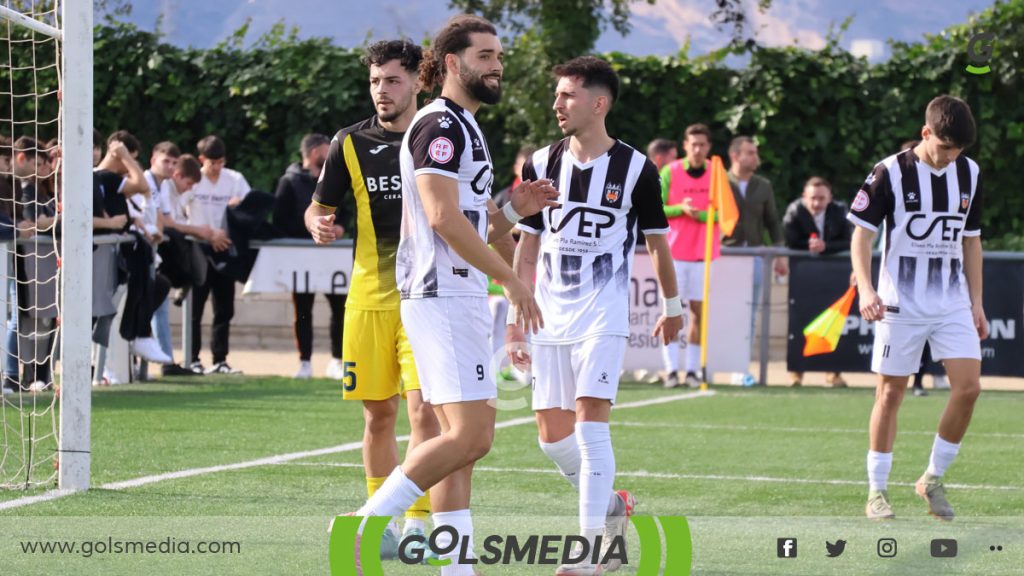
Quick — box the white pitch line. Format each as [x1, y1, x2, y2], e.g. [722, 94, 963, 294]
[610, 421, 1024, 440]
[280, 461, 1023, 492]
[0, 390, 714, 510]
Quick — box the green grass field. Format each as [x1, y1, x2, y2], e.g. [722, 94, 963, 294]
[1, 375, 1022, 575]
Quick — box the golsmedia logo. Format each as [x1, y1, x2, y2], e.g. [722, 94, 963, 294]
[329, 515, 692, 575]
[966, 32, 996, 75]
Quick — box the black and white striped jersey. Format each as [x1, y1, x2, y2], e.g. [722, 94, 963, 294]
[397, 97, 493, 299]
[847, 149, 983, 322]
[517, 139, 669, 344]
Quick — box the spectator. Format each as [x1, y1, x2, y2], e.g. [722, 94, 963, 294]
[157, 153, 217, 336]
[726, 135, 787, 385]
[96, 131, 172, 366]
[93, 129, 103, 167]
[646, 138, 678, 172]
[783, 176, 852, 388]
[272, 133, 347, 379]
[659, 123, 718, 389]
[188, 135, 250, 375]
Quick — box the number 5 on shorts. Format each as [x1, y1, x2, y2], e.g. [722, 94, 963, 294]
[343, 361, 357, 391]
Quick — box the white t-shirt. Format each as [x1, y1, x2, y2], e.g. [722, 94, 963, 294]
[396, 97, 493, 299]
[188, 167, 250, 230]
[847, 149, 982, 323]
[737, 179, 749, 199]
[812, 211, 826, 237]
[164, 179, 195, 225]
[516, 139, 669, 344]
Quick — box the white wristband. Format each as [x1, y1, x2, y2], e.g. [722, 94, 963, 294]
[506, 304, 518, 326]
[501, 201, 523, 225]
[663, 295, 684, 317]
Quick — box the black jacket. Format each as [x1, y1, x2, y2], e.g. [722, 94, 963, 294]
[273, 162, 316, 239]
[782, 199, 852, 254]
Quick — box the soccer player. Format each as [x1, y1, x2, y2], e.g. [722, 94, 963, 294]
[306, 40, 441, 557]
[659, 124, 718, 389]
[849, 95, 986, 521]
[507, 56, 683, 575]
[347, 16, 557, 575]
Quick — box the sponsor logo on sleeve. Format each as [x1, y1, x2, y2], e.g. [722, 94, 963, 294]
[852, 190, 870, 211]
[428, 137, 455, 164]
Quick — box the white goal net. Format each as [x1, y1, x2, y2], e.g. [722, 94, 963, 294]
[0, 0, 91, 493]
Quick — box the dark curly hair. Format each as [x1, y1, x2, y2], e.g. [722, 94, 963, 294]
[419, 15, 497, 93]
[361, 39, 422, 74]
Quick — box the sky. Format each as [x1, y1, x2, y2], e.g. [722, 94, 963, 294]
[115, 0, 995, 61]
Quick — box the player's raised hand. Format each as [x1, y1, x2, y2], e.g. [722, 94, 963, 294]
[505, 324, 531, 371]
[505, 277, 544, 334]
[652, 313, 683, 345]
[859, 287, 885, 322]
[311, 213, 338, 244]
[509, 178, 558, 218]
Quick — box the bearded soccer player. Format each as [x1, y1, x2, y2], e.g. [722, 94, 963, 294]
[849, 95, 987, 521]
[348, 16, 557, 576]
[306, 40, 441, 559]
[507, 56, 683, 575]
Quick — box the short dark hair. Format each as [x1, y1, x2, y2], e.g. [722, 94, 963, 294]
[176, 154, 202, 183]
[925, 95, 976, 149]
[647, 138, 676, 158]
[683, 124, 711, 142]
[900, 139, 920, 151]
[197, 135, 226, 160]
[362, 39, 423, 74]
[552, 56, 620, 104]
[152, 141, 181, 158]
[420, 15, 498, 92]
[93, 129, 102, 149]
[14, 135, 39, 158]
[0, 135, 12, 160]
[728, 135, 755, 156]
[106, 130, 141, 155]
[804, 176, 832, 191]
[300, 133, 330, 157]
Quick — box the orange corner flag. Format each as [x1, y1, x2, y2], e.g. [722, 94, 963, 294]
[709, 155, 739, 237]
[802, 286, 857, 356]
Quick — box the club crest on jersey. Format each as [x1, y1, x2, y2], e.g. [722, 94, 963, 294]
[437, 116, 452, 129]
[604, 182, 622, 203]
[852, 190, 870, 211]
[428, 137, 455, 164]
[960, 191, 970, 210]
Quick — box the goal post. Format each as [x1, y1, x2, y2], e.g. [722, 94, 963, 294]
[58, 0, 93, 491]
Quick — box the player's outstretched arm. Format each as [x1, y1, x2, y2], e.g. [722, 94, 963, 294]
[486, 199, 516, 265]
[419, 173, 544, 333]
[505, 230, 540, 368]
[963, 235, 988, 339]
[646, 233, 684, 344]
[487, 178, 558, 243]
[851, 225, 884, 321]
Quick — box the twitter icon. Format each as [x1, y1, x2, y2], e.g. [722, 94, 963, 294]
[826, 540, 847, 557]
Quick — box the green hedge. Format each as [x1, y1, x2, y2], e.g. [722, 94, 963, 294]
[88, 1, 1023, 244]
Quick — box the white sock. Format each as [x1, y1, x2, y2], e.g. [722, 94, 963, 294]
[867, 450, 893, 491]
[661, 341, 680, 373]
[926, 435, 960, 478]
[539, 434, 581, 489]
[685, 344, 701, 374]
[403, 517, 426, 534]
[356, 466, 425, 518]
[433, 509, 475, 575]
[539, 434, 626, 516]
[576, 422, 615, 539]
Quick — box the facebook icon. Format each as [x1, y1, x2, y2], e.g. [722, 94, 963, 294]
[777, 538, 798, 558]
